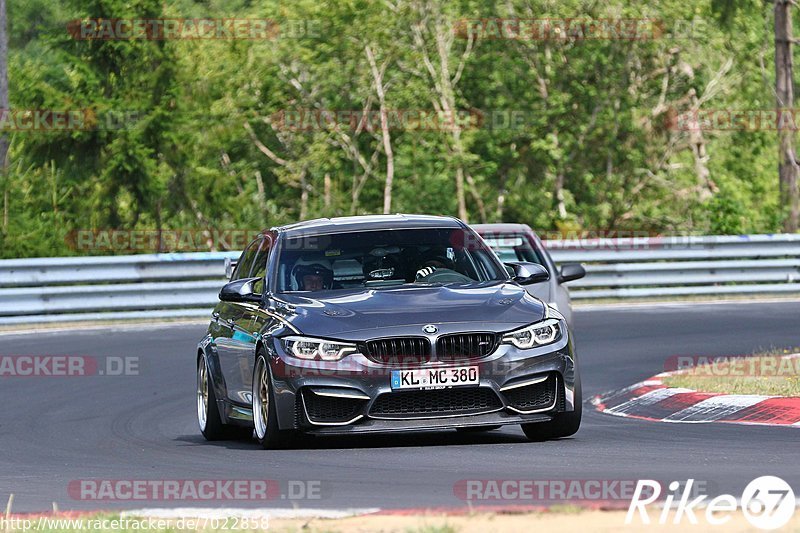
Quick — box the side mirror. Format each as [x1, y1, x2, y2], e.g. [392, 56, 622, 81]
[558, 263, 586, 283]
[219, 277, 261, 303]
[505, 262, 550, 285]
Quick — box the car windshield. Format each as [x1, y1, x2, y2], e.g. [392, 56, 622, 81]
[276, 228, 507, 293]
[480, 233, 546, 267]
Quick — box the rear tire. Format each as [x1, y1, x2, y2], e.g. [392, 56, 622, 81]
[252, 351, 297, 449]
[197, 353, 251, 441]
[521, 374, 582, 441]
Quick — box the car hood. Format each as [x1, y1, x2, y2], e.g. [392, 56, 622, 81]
[273, 282, 546, 340]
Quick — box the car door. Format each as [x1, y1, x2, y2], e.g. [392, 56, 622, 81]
[229, 235, 275, 405]
[214, 237, 262, 406]
[239, 232, 283, 397]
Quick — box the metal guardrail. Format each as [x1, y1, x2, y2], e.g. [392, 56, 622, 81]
[548, 234, 800, 299]
[0, 235, 798, 324]
[0, 253, 237, 325]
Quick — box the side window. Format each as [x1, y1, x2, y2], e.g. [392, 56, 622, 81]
[232, 238, 261, 280]
[250, 235, 273, 294]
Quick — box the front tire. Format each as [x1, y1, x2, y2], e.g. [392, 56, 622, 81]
[252, 352, 296, 449]
[521, 374, 582, 441]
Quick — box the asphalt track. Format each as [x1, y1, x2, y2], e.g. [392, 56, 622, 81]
[1, 301, 799, 513]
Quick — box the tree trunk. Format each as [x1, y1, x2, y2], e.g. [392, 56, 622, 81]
[409, 2, 473, 221]
[686, 88, 714, 199]
[438, 64, 468, 221]
[0, 0, 9, 233]
[555, 172, 567, 219]
[254, 170, 266, 214]
[465, 173, 487, 222]
[454, 158, 467, 221]
[551, 131, 568, 219]
[324, 172, 331, 209]
[380, 116, 394, 216]
[775, 0, 799, 231]
[365, 45, 395, 215]
[299, 170, 308, 220]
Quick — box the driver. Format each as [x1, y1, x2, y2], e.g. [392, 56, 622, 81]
[292, 263, 333, 291]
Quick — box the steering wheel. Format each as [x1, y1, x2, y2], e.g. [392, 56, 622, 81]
[419, 268, 473, 283]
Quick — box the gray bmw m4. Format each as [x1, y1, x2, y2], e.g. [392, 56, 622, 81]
[196, 214, 581, 448]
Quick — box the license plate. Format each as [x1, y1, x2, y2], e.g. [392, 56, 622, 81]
[391, 366, 479, 390]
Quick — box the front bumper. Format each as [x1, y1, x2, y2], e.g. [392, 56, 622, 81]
[266, 332, 577, 434]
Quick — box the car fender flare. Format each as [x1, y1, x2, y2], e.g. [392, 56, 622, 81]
[197, 338, 229, 424]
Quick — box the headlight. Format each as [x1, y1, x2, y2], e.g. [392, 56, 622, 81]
[501, 318, 562, 349]
[281, 336, 359, 361]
